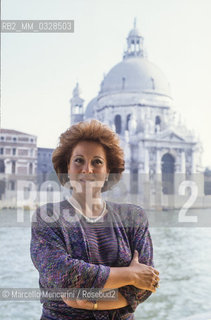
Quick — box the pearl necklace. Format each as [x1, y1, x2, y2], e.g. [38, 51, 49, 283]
[68, 197, 107, 223]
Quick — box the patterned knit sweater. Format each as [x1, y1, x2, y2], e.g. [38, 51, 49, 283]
[30, 200, 154, 320]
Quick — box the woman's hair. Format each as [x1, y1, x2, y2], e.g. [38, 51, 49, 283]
[52, 119, 125, 192]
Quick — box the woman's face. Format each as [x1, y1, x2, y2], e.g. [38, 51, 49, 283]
[67, 140, 110, 193]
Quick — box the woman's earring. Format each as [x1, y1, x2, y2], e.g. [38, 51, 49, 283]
[105, 175, 109, 181]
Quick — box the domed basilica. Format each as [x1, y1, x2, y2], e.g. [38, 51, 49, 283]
[69, 21, 203, 198]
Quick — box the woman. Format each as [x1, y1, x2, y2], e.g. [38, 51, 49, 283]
[30, 120, 160, 320]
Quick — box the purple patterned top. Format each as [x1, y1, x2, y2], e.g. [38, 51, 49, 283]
[78, 208, 119, 266]
[30, 200, 154, 320]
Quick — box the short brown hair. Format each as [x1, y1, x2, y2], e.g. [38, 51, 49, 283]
[52, 120, 125, 192]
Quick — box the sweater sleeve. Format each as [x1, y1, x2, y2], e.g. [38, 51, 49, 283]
[30, 206, 110, 290]
[118, 206, 154, 313]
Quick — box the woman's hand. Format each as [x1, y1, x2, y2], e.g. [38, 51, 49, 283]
[129, 250, 160, 293]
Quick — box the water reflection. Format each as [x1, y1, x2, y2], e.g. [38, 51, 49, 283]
[137, 227, 211, 320]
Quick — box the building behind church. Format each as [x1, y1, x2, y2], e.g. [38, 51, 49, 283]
[0, 129, 37, 202]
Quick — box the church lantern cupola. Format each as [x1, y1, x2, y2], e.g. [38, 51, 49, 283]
[70, 82, 84, 125]
[123, 18, 145, 59]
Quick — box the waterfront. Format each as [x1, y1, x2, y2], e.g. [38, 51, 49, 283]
[0, 209, 211, 320]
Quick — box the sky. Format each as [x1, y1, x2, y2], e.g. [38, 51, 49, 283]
[1, 0, 211, 167]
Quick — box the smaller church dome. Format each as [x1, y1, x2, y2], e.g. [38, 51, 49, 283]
[128, 27, 142, 38]
[85, 97, 97, 119]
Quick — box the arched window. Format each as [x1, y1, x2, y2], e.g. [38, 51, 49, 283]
[12, 161, 16, 174]
[29, 163, 33, 175]
[114, 115, 122, 134]
[41, 163, 47, 182]
[47, 184, 54, 192]
[122, 77, 126, 90]
[161, 153, 175, 194]
[151, 78, 155, 90]
[126, 114, 131, 130]
[155, 116, 161, 133]
[0, 180, 6, 199]
[130, 167, 138, 194]
[0, 160, 5, 173]
[10, 181, 15, 190]
[155, 116, 161, 125]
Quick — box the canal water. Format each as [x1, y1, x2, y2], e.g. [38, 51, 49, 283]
[0, 208, 211, 320]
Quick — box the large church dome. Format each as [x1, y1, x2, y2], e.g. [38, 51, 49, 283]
[99, 57, 171, 97]
[85, 20, 172, 116]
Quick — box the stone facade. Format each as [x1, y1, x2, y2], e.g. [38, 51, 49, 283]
[0, 129, 37, 200]
[70, 21, 203, 197]
[37, 147, 55, 186]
